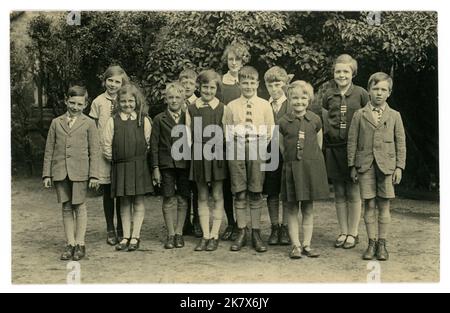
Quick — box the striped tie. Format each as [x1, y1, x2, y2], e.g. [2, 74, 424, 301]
[339, 95, 347, 140]
[245, 100, 253, 135]
[373, 107, 382, 125]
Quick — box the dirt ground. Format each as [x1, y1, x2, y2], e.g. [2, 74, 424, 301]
[11, 177, 440, 284]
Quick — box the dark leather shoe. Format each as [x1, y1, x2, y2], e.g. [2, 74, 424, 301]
[289, 245, 302, 259]
[343, 234, 358, 249]
[206, 238, 219, 251]
[301, 246, 320, 258]
[72, 245, 86, 261]
[376, 239, 389, 261]
[230, 225, 239, 241]
[278, 225, 291, 245]
[221, 225, 234, 241]
[252, 229, 267, 253]
[60, 245, 75, 261]
[128, 238, 140, 252]
[193, 221, 203, 238]
[194, 238, 209, 251]
[174, 234, 185, 248]
[268, 224, 279, 245]
[107, 231, 118, 246]
[164, 235, 175, 249]
[116, 238, 130, 251]
[230, 228, 247, 251]
[116, 229, 124, 242]
[363, 239, 378, 260]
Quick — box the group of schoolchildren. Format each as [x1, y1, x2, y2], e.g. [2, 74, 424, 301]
[43, 42, 406, 263]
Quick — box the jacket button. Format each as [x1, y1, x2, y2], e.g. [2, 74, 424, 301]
[67, 145, 71, 148]
[67, 155, 71, 158]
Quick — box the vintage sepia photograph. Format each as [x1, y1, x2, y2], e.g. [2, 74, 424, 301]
[9, 10, 439, 285]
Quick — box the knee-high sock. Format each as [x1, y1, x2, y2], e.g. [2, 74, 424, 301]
[210, 197, 224, 239]
[286, 202, 300, 246]
[162, 197, 176, 236]
[74, 203, 87, 245]
[301, 201, 314, 247]
[131, 197, 145, 239]
[102, 184, 115, 232]
[364, 199, 377, 240]
[281, 200, 289, 226]
[334, 181, 348, 235]
[347, 182, 362, 237]
[120, 197, 132, 239]
[175, 195, 188, 235]
[267, 195, 280, 225]
[223, 179, 235, 226]
[198, 199, 210, 239]
[378, 199, 391, 239]
[249, 193, 262, 229]
[62, 202, 76, 246]
[192, 184, 199, 223]
[115, 197, 123, 234]
[234, 193, 247, 229]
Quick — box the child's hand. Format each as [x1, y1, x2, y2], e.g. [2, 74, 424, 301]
[393, 168, 403, 185]
[89, 178, 100, 190]
[350, 167, 358, 183]
[153, 168, 161, 187]
[43, 177, 52, 188]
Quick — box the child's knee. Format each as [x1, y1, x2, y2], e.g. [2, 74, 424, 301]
[235, 191, 246, 201]
[248, 192, 261, 201]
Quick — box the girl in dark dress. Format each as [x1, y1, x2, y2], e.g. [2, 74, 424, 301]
[187, 70, 228, 252]
[279, 81, 329, 259]
[103, 83, 153, 252]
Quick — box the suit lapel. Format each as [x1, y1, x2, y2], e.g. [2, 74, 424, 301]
[163, 110, 176, 128]
[362, 105, 378, 128]
[277, 100, 288, 120]
[377, 104, 392, 128]
[69, 115, 86, 133]
[59, 116, 70, 134]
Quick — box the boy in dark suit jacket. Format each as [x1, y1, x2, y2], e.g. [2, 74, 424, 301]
[151, 82, 191, 249]
[348, 72, 406, 262]
[42, 86, 100, 261]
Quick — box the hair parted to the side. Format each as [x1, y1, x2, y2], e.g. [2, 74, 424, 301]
[264, 66, 291, 84]
[178, 68, 198, 81]
[67, 85, 88, 100]
[287, 80, 315, 104]
[165, 81, 186, 96]
[238, 66, 259, 82]
[197, 69, 222, 89]
[222, 42, 251, 65]
[367, 72, 393, 91]
[102, 65, 129, 86]
[116, 83, 146, 127]
[333, 54, 358, 77]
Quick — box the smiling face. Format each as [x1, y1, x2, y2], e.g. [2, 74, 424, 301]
[119, 92, 136, 114]
[265, 81, 286, 101]
[66, 96, 87, 117]
[200, 81, 218, 102]
[180, 77, 196, 98]
[369, 80, 391, 107]
[105, 75, 124, 97]
[334, 63, 353, 90]
[166, 88, 184, 112]
[239, 78, 259, 99]
[227, 51, 243, 75]
[289, 89, 310, 116]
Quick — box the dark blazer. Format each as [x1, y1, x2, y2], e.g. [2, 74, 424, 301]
[150, 109, 189, 170]
[347, 104, 406, 175]
[42, 113, 100, 181]
[273, 99, 292, 124]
